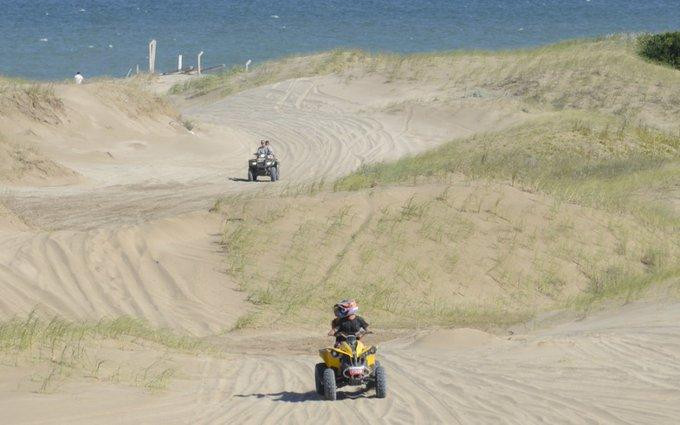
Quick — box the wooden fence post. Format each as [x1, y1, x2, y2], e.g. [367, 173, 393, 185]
[149, 39, 157, 74]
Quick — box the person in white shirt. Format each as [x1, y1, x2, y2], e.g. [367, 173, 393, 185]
[256, 140, 268, 156]
[74, 72, 84, 84]
[264, 140, 274, 156]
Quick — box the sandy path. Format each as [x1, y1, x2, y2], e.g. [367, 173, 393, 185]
[4, 301, 679, 424]
[184, 76, 525, 184]
[190, 302, 680, 424]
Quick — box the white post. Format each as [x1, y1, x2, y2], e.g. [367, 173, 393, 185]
[197, 51, 204, 75]
[136, 64, 139, 75]
[177, 54, 183, 71]
[245, 59, 252, 72]
[148, 39, 157, 74]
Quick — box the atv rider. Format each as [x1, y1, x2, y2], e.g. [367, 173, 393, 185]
[328, 299, 369, 346]
[256, 140, 274, 156]
[256, 140, 268, 156]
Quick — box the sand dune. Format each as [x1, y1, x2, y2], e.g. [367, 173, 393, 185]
[0, 212, 244, 335]
[2, 73, 532, 334]
[1, 53, 678, 424]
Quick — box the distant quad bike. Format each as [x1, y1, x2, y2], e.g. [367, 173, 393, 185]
[315, 330, 386, 400]
[248, 152, 279, 182]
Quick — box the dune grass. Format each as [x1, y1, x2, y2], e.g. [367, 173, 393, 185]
[1, 74, 175, 122]
[0, 77, 63, 123]
[0, 313, 209, 392]
[171, 36, 680, 131]
[214, 111, 679, 329]
[0, 131, 75, 184]
[169, 49, 366, 96]
[335, 113, 680, 229]
[91, 76, 177, 118]
[333, 114, 680, 312]
[215, 183, 677, 330]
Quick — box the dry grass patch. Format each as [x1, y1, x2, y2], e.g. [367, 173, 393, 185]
[0, 131, 78, 184]
[170, 50, 366, 96]
[0, 314, 210, 393]
[0, 77, 63, 124]
[336, 112, 680, 229]
[215, 179, 675, 329]
[91, 76, 176, 119]
[174, 36, 680, 131]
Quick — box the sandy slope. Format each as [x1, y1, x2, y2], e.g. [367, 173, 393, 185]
[0, 212, 243, 335]
[3, 301, 679, 424]
[1, 73, 677, 424]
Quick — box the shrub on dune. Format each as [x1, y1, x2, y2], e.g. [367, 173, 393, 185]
[638, 31, 680, 69]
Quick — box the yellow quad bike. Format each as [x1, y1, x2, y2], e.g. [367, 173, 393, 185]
[316, 330, 387, 400]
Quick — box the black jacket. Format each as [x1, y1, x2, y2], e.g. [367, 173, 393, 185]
[332, 316, 369, 335]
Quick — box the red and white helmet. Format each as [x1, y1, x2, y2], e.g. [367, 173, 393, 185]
[334, 299, 358, 318]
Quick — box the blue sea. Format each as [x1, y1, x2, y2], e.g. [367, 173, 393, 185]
[1, 0, 679, 80]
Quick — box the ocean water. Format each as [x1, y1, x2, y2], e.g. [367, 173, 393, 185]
[1, 0, 679, 80]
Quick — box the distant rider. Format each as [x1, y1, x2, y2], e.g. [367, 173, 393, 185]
[264, 140, 274, 156]
[328, 299, 369, 346]
[256, 140, 274, 156]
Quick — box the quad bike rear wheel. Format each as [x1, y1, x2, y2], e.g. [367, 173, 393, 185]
[322, 368, 337, 400]
[314, 363, 325, 395]
[374, 364, 387, 398]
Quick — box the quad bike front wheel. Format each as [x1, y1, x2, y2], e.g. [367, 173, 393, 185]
[374, 364, 387, 398]
[248, 169, 255, 182]
[322, 368, 337, 400]
[270, 166, 278, 182]
[314, 363, 325, 395]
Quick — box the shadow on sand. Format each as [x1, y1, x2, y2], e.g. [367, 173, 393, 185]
[234, 389, 373, 403]
[229, 177, 276, 183]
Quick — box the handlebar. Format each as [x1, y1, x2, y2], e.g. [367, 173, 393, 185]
[333, 329, 372, 338]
